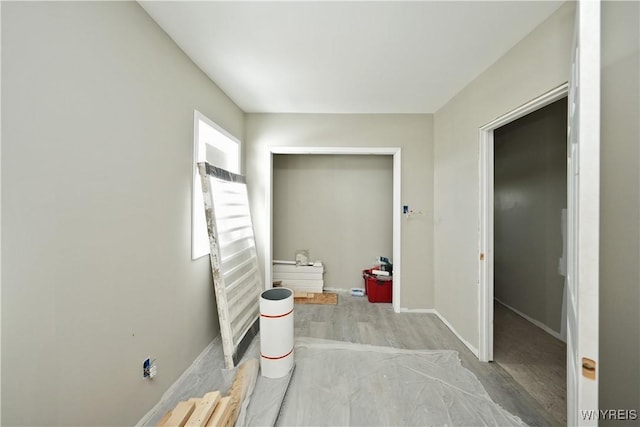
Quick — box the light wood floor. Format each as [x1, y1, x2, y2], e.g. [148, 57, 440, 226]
[294, 294, 558, 426]
[145, 294, 562, 426]
[494, 301, 567, 426]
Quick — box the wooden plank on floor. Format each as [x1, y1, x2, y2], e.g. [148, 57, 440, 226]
[156, 410, 172, 427]
[225, 359, 258, 427]
[205, 396, 232, 427]
[163, 401, 196, 427]
[294, 292, 337, 305]
[186, 391, 222, 427]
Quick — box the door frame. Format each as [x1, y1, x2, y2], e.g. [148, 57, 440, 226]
[478, 83, 569, 362]
[566, 1, 601, 422]
[265, 146, 402, 313]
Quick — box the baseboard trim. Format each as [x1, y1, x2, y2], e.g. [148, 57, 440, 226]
[400, 308, 479, 357]
[322, 287, 349, 293]
[433, 310, 479, 357]
[495, 298, 566, 343]
[399, 308, 436, 314]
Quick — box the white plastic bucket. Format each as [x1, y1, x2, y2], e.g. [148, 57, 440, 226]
[259, 287, 294, 378]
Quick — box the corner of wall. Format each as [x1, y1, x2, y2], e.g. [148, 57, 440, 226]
[432, 2, 574, 352]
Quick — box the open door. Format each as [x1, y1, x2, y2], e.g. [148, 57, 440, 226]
[566, 1, 600, 424]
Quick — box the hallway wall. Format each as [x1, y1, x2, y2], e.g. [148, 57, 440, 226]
[433, 2, 575, 349]
[599, 1, 640, 423]
[494, 98, 568, 335]
[245, 114, 434, 309]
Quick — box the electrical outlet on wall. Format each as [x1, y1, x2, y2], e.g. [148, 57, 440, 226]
[143, 357, 156, 379]
[143, 358, 150, 378]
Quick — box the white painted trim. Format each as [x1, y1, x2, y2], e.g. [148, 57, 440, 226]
[191, 110, 242, 260]
[392, 150, 402, 313]
[193, 111, 242, 170]
[192, 111, 209, 260]
[495, 299, 566, 343]
[322, 287, 350, 293]
[481, 85, 570, 131]
[434, 310, 479, 357]
[400, 308, 436, 314]
[265, 150, 273, 291]
[266, 146, 402, 313]
[270, 146, 397, 156]
[435, 310, 479, 357]
[478, 126, 495, 362]
[478, 83, 569, 362]
[567, 2, 601, 422]
[0, 2, 3, 422]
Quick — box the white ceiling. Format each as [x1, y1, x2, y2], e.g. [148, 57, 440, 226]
[140, 1, 564, 114]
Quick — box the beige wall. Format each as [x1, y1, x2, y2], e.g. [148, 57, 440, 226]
[245, 114, 433, 309]
[1, 2, 243, 425]
[600, 1, 640, 422]
[435, 0, 640, 414]
[494, 98, 567, 334]
[3, 1, 637, 424]
[433, 2, 575, 348]
[273, 154, 393, 289]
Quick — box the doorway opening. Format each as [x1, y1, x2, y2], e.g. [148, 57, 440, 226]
[265, 147, 402, 313]
[478, 84, 569, 424]
[492, 96, 568, 425]
[272, 154, 393, 297]
[478, 83, 569, 361]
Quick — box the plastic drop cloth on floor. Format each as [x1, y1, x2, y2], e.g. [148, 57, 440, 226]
[243, 337, 527, 427]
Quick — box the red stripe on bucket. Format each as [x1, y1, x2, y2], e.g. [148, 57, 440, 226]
[261, 348, 294, 360]
[260, 308, 294, 319]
